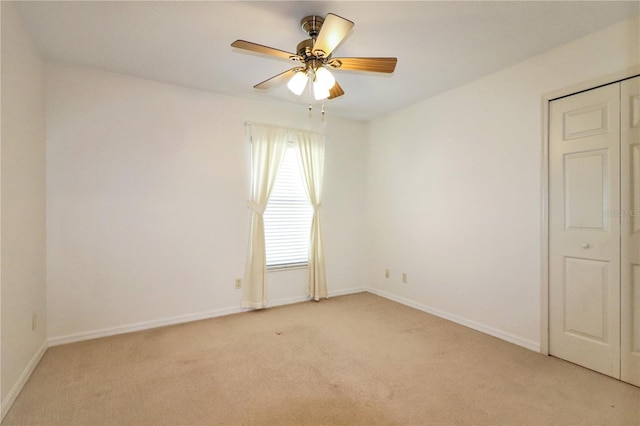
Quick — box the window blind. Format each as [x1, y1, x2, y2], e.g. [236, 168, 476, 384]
[264, 145, 313, 269]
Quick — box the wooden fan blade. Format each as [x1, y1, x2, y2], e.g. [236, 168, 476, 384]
[231, 40, 301, 62]
[312, 13, 354, 58]
[328, 81, 345, 100]
[254, 68, 301, 90]
[328, 57, 397, 73]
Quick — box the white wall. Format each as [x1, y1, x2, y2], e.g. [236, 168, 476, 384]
[366, 14, 640, 350]
[45, 64, 368, 341]
[0, 0, 47, 415]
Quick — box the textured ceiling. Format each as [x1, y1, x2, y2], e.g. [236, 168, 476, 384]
[14, 1, 640, 121]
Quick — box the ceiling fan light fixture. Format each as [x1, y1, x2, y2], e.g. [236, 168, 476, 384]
[313, 80, 330, 100]
[314, 66, 336, 92]
[287, 70, 309, 95]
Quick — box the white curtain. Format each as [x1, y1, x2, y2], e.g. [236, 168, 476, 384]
[242, 124, 289, 309]
[293, 131, 327, 301]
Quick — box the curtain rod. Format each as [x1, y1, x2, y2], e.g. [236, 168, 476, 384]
[244, 121, 326, 138]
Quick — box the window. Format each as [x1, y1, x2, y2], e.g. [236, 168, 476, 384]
[263, 144, 313, 269]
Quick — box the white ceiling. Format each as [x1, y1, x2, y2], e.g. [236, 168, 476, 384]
[14, 1, 640, 121]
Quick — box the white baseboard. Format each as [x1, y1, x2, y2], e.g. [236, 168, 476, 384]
[267, 286, 366, 308]
[48, 286, 367, 347]
[366, 288, 540, 352]
[328, 286, 367, 297]
[1, 340, 48, 422]
[46, 285, 536, 353]
[267, 295, 310, 308]
[48, 305, 244, 346]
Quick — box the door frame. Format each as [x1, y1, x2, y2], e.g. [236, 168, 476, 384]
[540, 65, 640, 355]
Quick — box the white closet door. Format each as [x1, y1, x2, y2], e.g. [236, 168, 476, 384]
[549, 83, 621, 378]
[621, 75, 640, 386]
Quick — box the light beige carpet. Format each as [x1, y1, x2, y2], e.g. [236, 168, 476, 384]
[3, 292, 639, 425]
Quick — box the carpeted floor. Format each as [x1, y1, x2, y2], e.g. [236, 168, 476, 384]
[3, 292, 639, 425]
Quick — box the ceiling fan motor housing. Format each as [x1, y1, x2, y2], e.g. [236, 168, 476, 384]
[296, 39, 316, 59]
[297, 15, 332, 72]
[300, 15, 324, 38]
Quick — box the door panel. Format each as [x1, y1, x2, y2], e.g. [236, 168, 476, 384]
[549, 83, 621, 378]
[564, 150, 608, 230]
[563, 103, 610, 140]
[633, 145, 640, 234]
[621, 76, 640, 386]
[563, 257, 609, 342]
[633, 266, 640, 352]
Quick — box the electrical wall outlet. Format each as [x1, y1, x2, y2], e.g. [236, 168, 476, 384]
[402, 273, 408, 283]
[235, 278, 242, 289]
[385, 269, 390, 279]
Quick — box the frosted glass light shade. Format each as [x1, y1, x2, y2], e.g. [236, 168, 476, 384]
[313, 80, 330, 100]
[287, 71, 308, 96]
[314, 66, 335, 92]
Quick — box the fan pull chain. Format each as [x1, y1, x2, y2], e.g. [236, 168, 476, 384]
[306, 99, 327, 122]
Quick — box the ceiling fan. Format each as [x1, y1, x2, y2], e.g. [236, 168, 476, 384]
[231, 13, 397, 101]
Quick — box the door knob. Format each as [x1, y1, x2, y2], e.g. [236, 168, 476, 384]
[581, 243, 590, 249]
